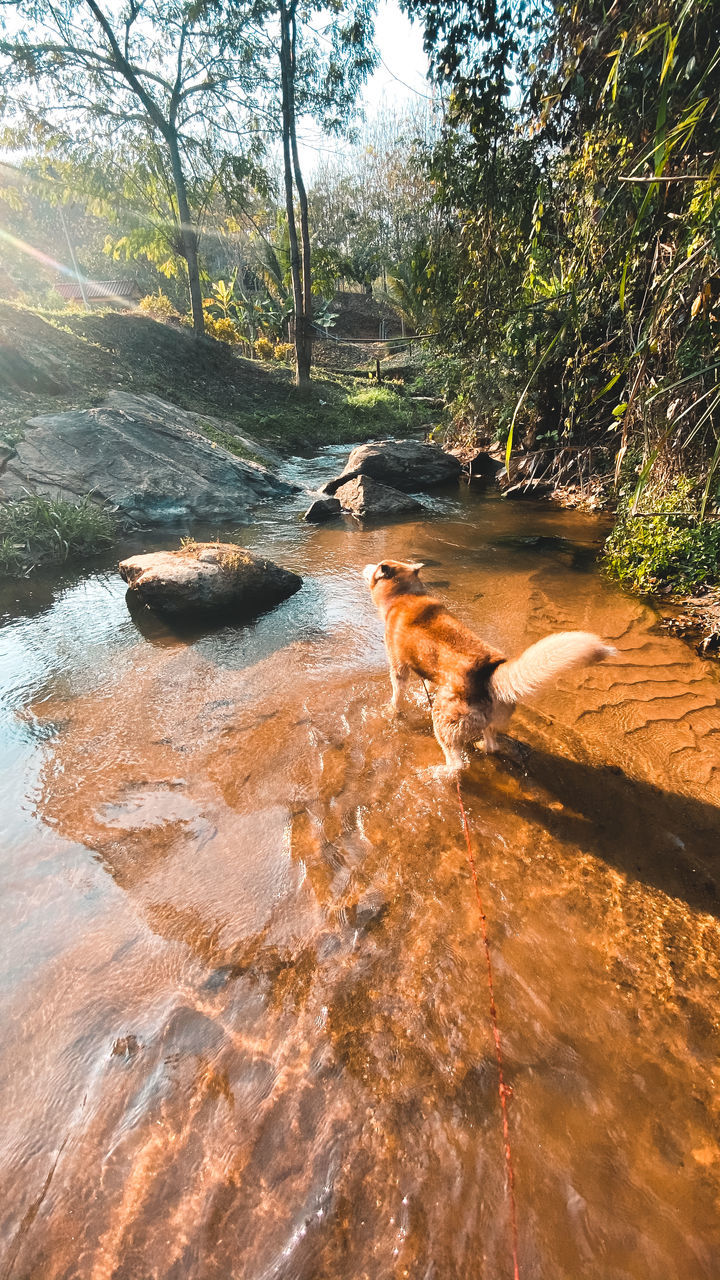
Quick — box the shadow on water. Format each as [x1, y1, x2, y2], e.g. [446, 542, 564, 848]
[463, 742, 720, 918]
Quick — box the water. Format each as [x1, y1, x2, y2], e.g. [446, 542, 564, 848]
[1, 455, 719, 1279]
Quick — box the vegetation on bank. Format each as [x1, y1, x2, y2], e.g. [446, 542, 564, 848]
[2, 0, 719, 600]
[0, 495, 116, 576]
[604, 481, 720, 594]
[0, 302, 425, 577]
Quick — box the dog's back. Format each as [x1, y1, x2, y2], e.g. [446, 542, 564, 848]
[364, 558, 615, 770]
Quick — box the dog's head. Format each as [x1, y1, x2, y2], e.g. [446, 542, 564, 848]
[363, 559, 426, 608]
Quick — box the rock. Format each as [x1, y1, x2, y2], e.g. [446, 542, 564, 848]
[303, 497, 342, 523]
[111, 1034, 141, 1060]
[0, 390, 296, 525]
[335, 474, 423, 519]
[321, 440, 461, 494]
[119, 542, 302, 617]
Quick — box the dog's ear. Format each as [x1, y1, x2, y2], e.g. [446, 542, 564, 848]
[376, 562, 395, 580]
[409, 562, 425, 576]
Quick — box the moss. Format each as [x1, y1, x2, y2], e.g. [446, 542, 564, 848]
[0, 495, 116, 577]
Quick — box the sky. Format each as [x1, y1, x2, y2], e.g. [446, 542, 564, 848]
[296, 0, 432, 173]
[363, 0, 431, 111]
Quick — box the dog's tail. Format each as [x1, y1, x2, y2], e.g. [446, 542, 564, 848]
[490, 631, 615, 704]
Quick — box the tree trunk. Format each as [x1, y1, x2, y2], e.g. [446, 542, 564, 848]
[279, 0, 310, 387]
[288, 8, 313, 381]
[168, 129, 205, 338]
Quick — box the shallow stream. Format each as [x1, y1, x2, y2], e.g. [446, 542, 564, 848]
[1, 452, 719, 1279]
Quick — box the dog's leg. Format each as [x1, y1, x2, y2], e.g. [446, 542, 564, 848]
[388, 662, 410, 715]
[432, 699, 466, 773]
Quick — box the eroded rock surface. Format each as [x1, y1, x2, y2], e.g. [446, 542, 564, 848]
[322, 439, 461, 495]
[335, 474, 423, 519]
[119, 542, 302, 616]
[0, 390, 294, 524]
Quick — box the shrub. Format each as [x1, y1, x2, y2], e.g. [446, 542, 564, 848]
[604, 478, 720, 592]
[254, 335, 275, 360]
[138, 291, 180, 322]
[0, 495, 116, 576]
[273, 341, 294, 362]
[203, 313, 240, 345]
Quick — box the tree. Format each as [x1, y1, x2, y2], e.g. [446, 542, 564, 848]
[401, 0, 720, 506]
[260, 0, 378, 385]
[0, 0, 263, 336]
[307, 103, 440, 289]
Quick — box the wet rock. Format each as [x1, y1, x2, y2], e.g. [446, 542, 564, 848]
[335, 475, 423, 519]
[351, 890, 388, 931]
[0, 390, 296, 524]
[119, 541, 302, 617]
[321, 439, 461, 495]
[303, 496, 342, 523]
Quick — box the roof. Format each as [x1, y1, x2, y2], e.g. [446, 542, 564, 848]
[56, 279, 141, 300]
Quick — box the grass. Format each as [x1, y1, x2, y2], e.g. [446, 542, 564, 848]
[234, 378, 423, 452]
[0, 495, 116, 577]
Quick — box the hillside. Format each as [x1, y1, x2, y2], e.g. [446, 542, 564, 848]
[0, 302, 425, 455]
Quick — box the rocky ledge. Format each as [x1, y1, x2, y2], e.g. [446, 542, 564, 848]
[0, 391, 295, 525]
[119, 542, 302, 617]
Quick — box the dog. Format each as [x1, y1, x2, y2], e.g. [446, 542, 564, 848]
[363, 558, 615, 772]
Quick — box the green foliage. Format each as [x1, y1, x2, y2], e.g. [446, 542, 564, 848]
[232, 377, 422, 451]
[604, 479, 720, 591]
[0, 495, 115, 576]
[203, 313, 242, 345]
[254, 335, 276, 360]
[405, 0, 720, 517]
[199, 425, 264, 465]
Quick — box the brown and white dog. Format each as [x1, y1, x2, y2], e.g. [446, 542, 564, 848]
[363, 558, 615, 772]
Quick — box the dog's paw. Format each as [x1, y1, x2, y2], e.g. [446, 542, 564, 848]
[494, 736, 529, 767]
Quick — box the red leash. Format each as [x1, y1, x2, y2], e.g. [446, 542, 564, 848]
[455, 777, 520, 1280]
[421, 680, 521, 1280]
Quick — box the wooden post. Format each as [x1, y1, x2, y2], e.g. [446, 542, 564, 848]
[375, 357, 382, 384]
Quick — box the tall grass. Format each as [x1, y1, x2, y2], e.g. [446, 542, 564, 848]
[0, 495, 116, 576]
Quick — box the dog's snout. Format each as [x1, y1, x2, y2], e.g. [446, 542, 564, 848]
[362, 563, 377, 585]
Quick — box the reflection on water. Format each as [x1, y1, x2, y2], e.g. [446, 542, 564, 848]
[1, 466, 719, 1279]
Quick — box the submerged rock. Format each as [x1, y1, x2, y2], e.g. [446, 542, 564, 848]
[0, 390, 295, 525]
[335, 474, 423, 519]
[321, 439, 461, 495]
[303, 496, 342, 523]
[119, 542, 302, 617]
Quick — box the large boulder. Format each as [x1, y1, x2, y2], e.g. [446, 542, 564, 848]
[119, 542, 302, 617]
[0, 391, 295, 524]
[321, 440, 461, 495]
[335, 475, 423, 519]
